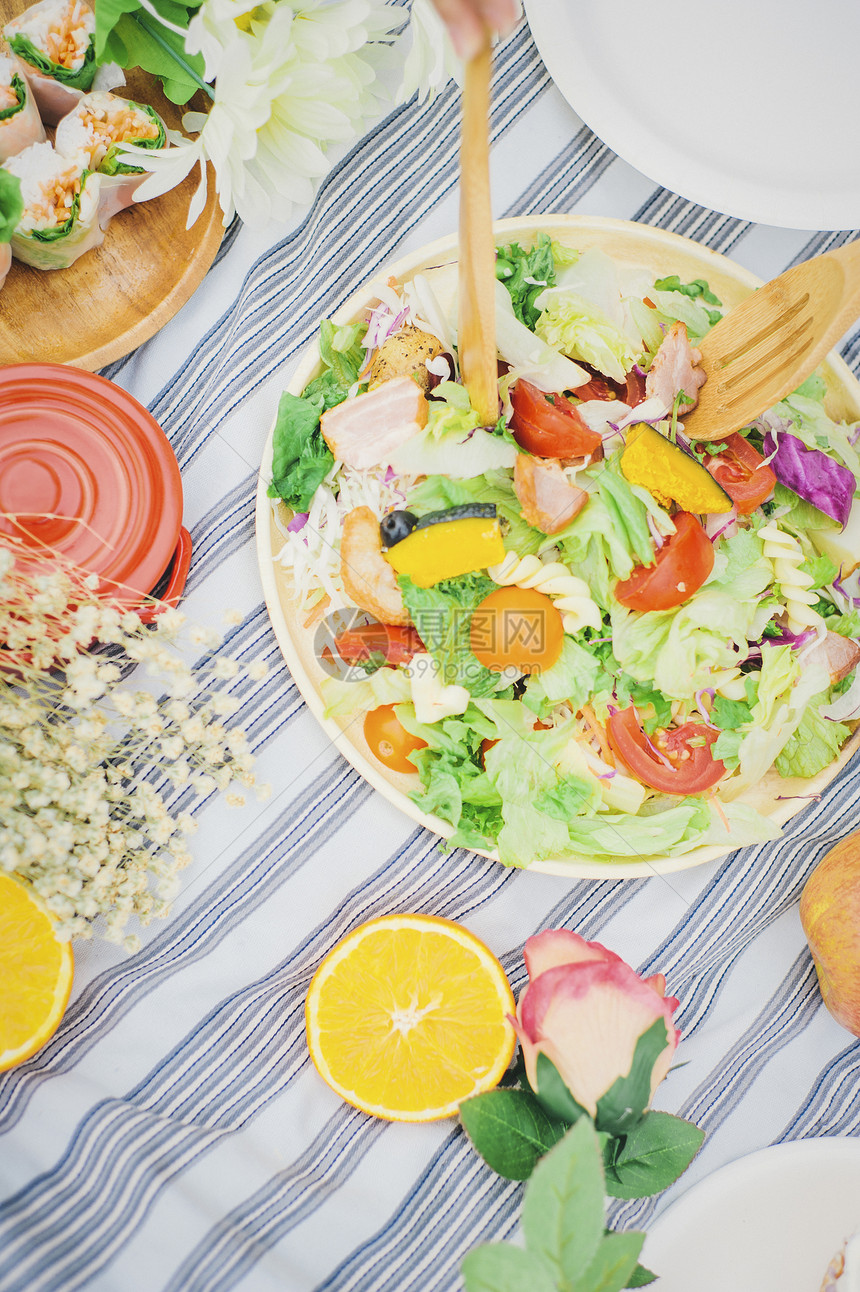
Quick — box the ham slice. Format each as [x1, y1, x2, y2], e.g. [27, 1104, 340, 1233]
[646, 321, 706, 412]
[805, 631, 860, 685]
[321, 376, 428, 470]
[514, 454, 588, 535]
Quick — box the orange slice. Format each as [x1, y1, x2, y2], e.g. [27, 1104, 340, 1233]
[0, 873, 74, 1071]
[305, 913, 516, 1122]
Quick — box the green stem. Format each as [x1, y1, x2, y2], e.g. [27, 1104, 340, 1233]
[131, 10, 215, 101]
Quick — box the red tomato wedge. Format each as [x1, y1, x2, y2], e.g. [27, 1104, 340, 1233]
[509, 380, 602, 458]
[335, 623, 424, 667]
[696, 433, 777, 515]
[614, 512, 714, 612]
[607, 706, 727, 794]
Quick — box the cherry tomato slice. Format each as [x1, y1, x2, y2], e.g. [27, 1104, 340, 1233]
[335, 623, 424, 668]
[614, 512, 714, 612]
[363, 704, 426, 773]
[509, 380, 603, 458]
[607, 706, 726, 794]
[696, 433, 777, 515]
[470, 586, 564, 674]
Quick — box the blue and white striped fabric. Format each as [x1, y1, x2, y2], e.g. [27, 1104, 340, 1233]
[2, 17, 860, 1291]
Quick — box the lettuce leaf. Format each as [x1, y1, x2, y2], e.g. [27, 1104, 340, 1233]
[398, 573, 502, 697]
[267, 391, 332, 512]
[0, 169, 23, 245]
[774, 698, 850, 779]
[8, 32, 96, 89]
[610, 587, 756, 701]
[533, 291, 638, 383]
[302, 320, 367, 411]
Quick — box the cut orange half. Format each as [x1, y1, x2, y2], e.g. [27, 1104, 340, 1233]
[0, 873, 74, 1071]
[305, 913, 516, 1122]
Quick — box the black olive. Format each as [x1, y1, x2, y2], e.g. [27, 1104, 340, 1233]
[379, 510, 418, 548]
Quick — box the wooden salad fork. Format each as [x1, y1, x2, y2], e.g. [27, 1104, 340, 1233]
[457, 32, 499, 426]
[683, 238, 860, 440]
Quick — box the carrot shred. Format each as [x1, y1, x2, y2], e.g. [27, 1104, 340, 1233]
[580, 704, 615, 768]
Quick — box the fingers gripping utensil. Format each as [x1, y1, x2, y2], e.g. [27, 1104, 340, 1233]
[458, 33, 499, 426]
[683, 239, 860, 440]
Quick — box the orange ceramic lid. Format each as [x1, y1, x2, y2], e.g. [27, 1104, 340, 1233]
[0, 364, 183, 608]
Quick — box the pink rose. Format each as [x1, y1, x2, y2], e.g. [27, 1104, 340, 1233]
[511, 928, 680, 1118]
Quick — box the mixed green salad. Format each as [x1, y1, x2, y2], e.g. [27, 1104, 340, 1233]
[268, 233, 860, 866]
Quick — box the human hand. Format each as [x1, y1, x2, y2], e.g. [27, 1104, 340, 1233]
[430, 0, 521, 60]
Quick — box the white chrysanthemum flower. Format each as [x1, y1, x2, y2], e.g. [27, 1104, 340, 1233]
[119, 0, 456, 229]
[396, 0, 460, 105]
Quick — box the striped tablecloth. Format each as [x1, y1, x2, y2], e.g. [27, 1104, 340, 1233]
[2, 15, 860, 1291]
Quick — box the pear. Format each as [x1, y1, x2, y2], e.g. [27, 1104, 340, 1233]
[800, 833, 860, 1037]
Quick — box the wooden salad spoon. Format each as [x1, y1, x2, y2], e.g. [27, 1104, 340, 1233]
[683, 238, 860, 440]
[457, 32, 499, 426]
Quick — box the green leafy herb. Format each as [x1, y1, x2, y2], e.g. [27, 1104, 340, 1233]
[0, 170, 23, 245]
[495, 232, 556, 329]
[710, 694, 753, 731]
[460, 1088, 568, 1181]
[653, 275, 722, 307]
[614, 676, 673, 735]
[267, 391, 332, 513]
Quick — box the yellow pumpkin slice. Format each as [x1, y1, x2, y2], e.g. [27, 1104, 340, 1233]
[621, 422, 732, 514]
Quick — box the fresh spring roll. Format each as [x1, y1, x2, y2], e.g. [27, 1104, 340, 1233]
[0, 166, 23, 289]
[3, 140, 103, 269]
[4, 0, 96, 126]
[0, 45, 46, 161]
[55, 91, 165, 221]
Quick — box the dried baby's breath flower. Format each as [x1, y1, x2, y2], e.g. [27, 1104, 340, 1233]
[0, 536, 266, 948]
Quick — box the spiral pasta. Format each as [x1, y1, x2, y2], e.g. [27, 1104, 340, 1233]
[487, 552, 602, 634]
[758, 522, 823, 635]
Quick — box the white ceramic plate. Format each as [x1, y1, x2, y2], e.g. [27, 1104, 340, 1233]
[523, 0, 860, 230]
[641, 1138, 860, 1290]
[255, 215, 860, 880]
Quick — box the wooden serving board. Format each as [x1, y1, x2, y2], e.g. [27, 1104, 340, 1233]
[0, 0, 224, 370]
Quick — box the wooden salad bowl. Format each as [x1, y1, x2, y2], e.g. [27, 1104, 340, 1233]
[255, 215, 860, 879]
